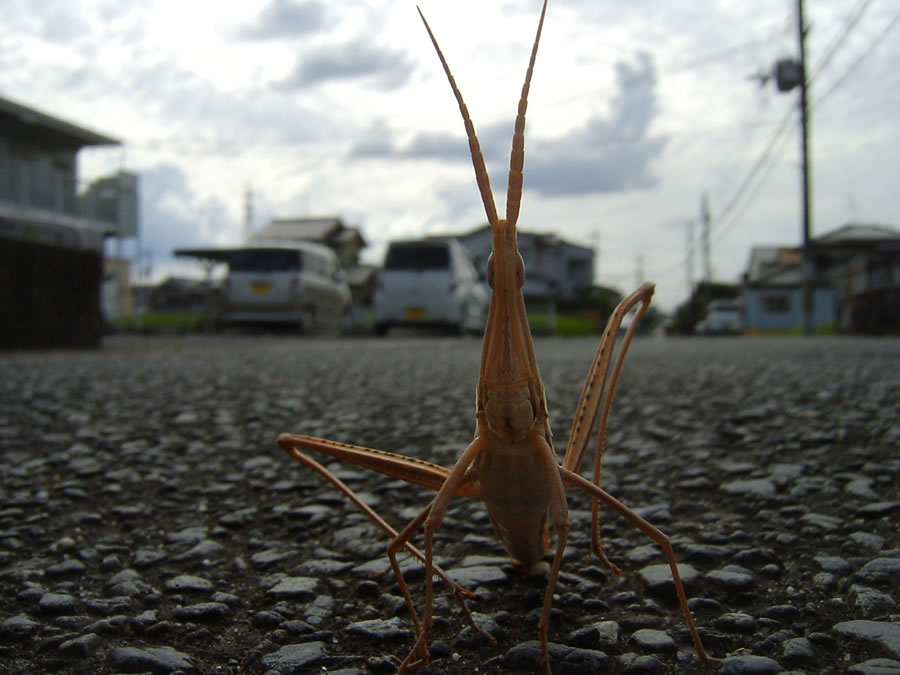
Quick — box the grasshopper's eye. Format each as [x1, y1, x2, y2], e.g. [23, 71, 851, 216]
[487, 254, 495, 289]
[516, 253, 525, 288]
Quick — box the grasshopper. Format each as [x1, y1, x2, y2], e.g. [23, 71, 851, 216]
[279, 1, 718, 671]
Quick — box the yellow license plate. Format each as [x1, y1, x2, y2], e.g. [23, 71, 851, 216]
[250, 283, 271, 295]
[404, 308, 426, 320]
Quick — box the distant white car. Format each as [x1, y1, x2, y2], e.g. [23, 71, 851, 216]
[221, 241, 351, 332]
[374, 238, 488, 335]
[696, 299, 742, 335]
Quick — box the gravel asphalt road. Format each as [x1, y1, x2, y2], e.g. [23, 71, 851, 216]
[1, 334, 898, 674]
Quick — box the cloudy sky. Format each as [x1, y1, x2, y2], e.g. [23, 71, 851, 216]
[2, 0, 898, 310]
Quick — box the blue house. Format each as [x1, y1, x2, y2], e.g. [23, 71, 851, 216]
[741, 246, 837, 332]
[741, 224, 900, 334]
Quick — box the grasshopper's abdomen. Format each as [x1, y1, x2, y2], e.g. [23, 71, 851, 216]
[473, 441, 552, 566]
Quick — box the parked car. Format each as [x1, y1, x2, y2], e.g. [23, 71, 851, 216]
[696, 299, 742, 335]
[374, 238, 488, 335]
[220, 241, 351, 332]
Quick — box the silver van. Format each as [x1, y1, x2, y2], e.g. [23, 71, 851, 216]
[221, 241, 351, 332]
[373, 238, 488, 335]
[696, 299, 743, 335]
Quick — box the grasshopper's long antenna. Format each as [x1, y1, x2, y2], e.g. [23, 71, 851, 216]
[417, 6, 499, 228]
[417, 1, 548, 230]
[507, 0, 548, 228]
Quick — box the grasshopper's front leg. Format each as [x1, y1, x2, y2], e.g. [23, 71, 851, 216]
[277, 435, 490, 657]
[387, 435, 489, 673]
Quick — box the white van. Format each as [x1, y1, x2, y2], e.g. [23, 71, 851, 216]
[696, 299, 742, 335]
[221, 241, 351, 332]
[373, 238, 488, 335]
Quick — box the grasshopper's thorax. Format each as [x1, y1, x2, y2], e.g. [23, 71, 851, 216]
[476, 220, 549, 444]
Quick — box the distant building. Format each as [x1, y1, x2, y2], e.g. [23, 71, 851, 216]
[80, 171, 139, 238]
[813, 223, 900, 334]
[741, 223, 900, 334]
[452, 224, 594, 302]
[0, 94, 121, 348]
[146, 276, 212, 312]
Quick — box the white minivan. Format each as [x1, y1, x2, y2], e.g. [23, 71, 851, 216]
[696, 299, 742, 335]
[221, 241, 351, 332]
[373, 238, 488, 335]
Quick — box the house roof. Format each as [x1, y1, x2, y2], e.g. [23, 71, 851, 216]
[251, 217, 343, 243]
[813, 223, 900, 250]
[817, 223, 899, 242]
[249, 217, 366, 248]
[0, 94, 119, 147]
[745, 246, 803, 283]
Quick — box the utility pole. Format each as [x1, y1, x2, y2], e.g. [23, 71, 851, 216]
[796, 0, 813, 336]
[686, 219, 695, 296]
[700, 192, 711, 282]
[591, 226, 601, 284]
[768, 1, 813, 334]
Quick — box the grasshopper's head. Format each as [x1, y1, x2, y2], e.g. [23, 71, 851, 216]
[418, 1, 550, 443]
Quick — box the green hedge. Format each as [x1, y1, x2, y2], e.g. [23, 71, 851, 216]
[527, 314, 596, 337]
[109, 312, 206, 333]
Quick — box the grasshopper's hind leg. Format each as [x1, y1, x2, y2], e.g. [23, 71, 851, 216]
[559, 282, 655, 572]
[561, 468, 720, 664]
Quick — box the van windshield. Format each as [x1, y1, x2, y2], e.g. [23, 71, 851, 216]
[230, 249, 301, 272]
[385, 243, 449, 270]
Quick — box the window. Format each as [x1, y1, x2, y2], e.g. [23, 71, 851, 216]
[230, 249, 301, 272]
[385, 243, 450, 270]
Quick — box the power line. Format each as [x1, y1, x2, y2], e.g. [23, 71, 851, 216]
[814, 7, 900, 106]
[811, 0, 875, 80]
[710, 121, 795, 246]
[712, 103, 796, 226]
[664, 37, 776, 74]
